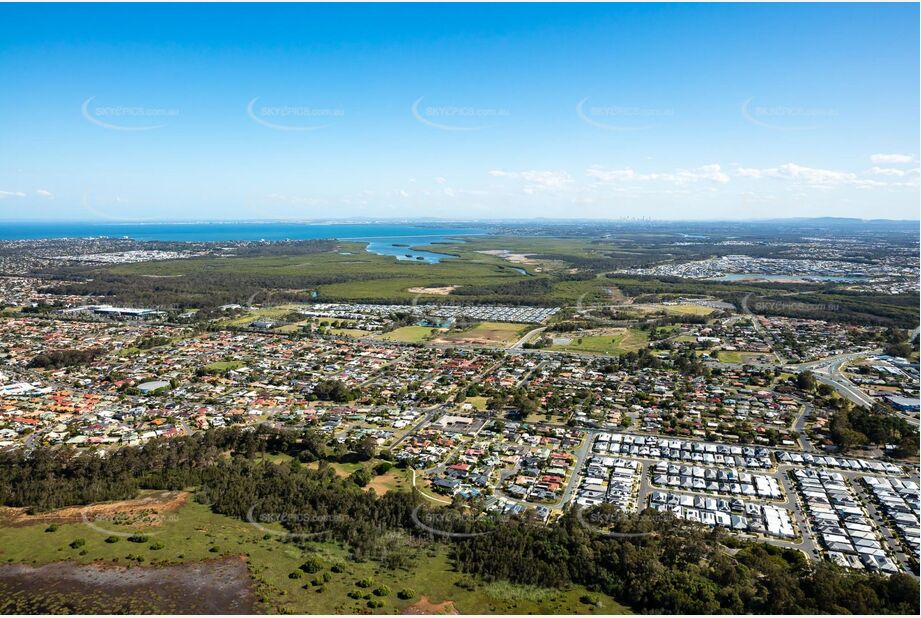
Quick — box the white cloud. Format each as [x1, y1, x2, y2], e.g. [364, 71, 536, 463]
[587, 163, 729, 185]
[870, 153, 913, 164]
[0, 190, 26, 199]
[35, 189, 54, 198]
[736, 163, 856, 186]
[489, 169, 573, 190]
[867, 166, 908, 177]
[434, 176, 447, 184]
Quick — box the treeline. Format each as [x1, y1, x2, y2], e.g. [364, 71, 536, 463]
[27, 347, 106, 369]
[728, 291, 919, 329]
[42, 270, 396, 309]
[452, 277, 554, 300]
[454, 506, 919, 614]
[830, 404, 919, 456]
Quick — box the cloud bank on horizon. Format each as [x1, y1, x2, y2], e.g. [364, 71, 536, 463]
[0, 3, 917, 221]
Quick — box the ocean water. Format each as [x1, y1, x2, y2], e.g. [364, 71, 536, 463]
[0, 222, 483, 263]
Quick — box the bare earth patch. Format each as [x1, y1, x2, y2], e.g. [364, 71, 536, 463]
[403, 595, 459, 615]
[0, 490, 189, 528]
[407, 286, 457, 296]
[476, 249, 537, 264]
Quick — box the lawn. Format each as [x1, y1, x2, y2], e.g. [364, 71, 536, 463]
[0, 499, 629, 615]
[716, 351, 766, 364]
[550, 328, 649, 355]
[465, 396, 489, 411]
[202, 360, 245, 373]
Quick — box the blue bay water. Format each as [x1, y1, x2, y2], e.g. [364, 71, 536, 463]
[0, 222, 484, 262]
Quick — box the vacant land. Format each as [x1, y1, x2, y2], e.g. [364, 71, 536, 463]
[376, 326, 441, 343]
[0, 557, 254, 614]
[0, 490, 188, 528]
[550, 328, 649, 355]
[716, 350, 771, 364]
[95, 236, 644, 306]
[0, 499, 628, 615]
[434, 322, 528, 347]
[631, 302, 716, 317]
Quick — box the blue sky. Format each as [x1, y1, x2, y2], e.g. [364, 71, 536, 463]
[0, 2, 918, 221]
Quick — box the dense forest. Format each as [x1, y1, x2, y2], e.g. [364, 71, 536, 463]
[0, 428, 917, 615]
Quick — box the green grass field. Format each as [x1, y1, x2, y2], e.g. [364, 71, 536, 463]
[435, 321, 529, 347]
[202, 360, 245, 373]
[375, 326, 441, 343]
[550, 328, 649, 355]
[0, 499, 629, 614]
[716, 351, 766, 364]
[465, 396, 489, 411]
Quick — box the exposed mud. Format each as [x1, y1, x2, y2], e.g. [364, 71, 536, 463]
[0, 556, 255, 614]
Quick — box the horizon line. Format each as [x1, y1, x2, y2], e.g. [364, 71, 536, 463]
[1, 216, 919, 225]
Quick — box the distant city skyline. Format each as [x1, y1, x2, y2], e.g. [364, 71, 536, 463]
[1, 3, 918, 221]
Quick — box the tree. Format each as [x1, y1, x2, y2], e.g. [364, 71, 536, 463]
[354, 436, 378, 461]
[350, 467, 372, 487]
[797, 371, 817, 391]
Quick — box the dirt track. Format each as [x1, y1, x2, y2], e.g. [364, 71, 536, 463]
[0, 491, 189, 528]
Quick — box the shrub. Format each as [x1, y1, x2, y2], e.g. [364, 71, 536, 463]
[373, 461, 394, 475]
[69, 538, 86, 549]
[105, 536, 120, 544]
[127, 533, 148, 543]
[398, 589, 416, 600]
[350, 468, 372, 488]
[44, 524, 59, 533]
[373, 585, 391, 597]
[580, 594, 602, 607]
[300, 556, 323, 573]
